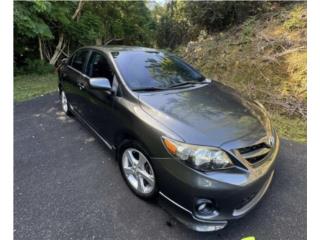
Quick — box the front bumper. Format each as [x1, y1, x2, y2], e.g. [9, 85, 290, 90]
[158, 170, 274, 232]
[158, 191, 228, 232]
[152, 133, 279, 232]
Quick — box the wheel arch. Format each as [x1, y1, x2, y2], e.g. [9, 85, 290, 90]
[114, 130, 152, 162]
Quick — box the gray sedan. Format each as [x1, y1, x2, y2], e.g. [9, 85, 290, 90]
[58, 46, 279, 232]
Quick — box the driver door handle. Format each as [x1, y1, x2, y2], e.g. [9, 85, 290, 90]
[78, 82, 85, 90]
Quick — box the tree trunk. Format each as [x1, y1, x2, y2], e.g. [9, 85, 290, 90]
[48, 1, 85, 65]
[49, 33, 64, 65]
[38, 37, 43, 61]
[72, 0, 85, 21]
[43, 41, 51, 61]
[96, 38, 102, 46]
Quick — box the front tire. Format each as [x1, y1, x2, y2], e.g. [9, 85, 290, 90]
[119, 141, 158, 199]
[60, 90, 72, 116]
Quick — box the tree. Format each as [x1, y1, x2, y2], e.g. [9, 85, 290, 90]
[14, 1, 79, 65]
[182, 1, 266, 32]
[14, 1, 156, 70]
[155, 1, 197, 49]
[14, 1, 53, 61]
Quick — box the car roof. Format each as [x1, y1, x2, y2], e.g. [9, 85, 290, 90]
[84, 45, 158, 53]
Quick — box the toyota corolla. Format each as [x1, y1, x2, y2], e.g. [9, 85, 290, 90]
[58, 45, 279, 232]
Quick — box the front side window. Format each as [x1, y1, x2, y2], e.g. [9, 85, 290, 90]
[86, 52, 114, 82]
[71, 50, 88, 72]
[111, 51, 205, 90]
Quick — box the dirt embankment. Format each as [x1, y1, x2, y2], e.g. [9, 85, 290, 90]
[178, 3, 307, 142]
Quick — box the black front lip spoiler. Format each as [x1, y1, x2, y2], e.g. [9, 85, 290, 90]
[158, 192, 228, 232]
[232, 170, 274, 217]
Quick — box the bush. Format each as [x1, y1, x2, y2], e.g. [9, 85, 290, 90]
[241, 16, 256, 41]
[15, 59, 55, 75]
[183, 1, 267, 33]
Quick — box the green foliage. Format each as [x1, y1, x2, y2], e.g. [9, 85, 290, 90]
[15, 59, 55, 75]
[68, 10, 104, 45]
[153, 1, 270, 49]
[155, 1, 198, 49]
[182, 1, 266, 32]
[14, 1, 156, 69]
[120, 2, 155, 45]
[23, 59, 55, 75]
[14, 1, 53, 39]
[14, 1, 76, 67]
[241, 17, 256, 41]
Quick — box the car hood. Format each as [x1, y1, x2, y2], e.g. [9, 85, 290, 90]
[138, 81, 272, 148]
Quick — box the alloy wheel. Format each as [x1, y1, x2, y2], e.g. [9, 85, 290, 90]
[121, 148, 155, 195]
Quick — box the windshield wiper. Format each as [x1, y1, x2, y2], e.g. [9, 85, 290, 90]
[133, 87, 168, 92]
[168, 80, 207, 89]
[133, 80, 208, 92]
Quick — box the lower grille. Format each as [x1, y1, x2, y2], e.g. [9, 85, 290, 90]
[237, 142, 271, 164]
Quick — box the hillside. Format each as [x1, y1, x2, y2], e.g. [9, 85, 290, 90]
[178, 3, 307, 142]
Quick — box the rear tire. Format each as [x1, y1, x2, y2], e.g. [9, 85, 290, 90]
[118, 141, 158, 200]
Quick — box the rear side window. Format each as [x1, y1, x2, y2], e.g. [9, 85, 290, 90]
[71, 50, 88, 73]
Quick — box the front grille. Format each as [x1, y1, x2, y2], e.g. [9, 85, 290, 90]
[238, 142, 271, 164]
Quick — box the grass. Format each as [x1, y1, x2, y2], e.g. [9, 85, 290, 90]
[14, 73, 58, 102]
[270, 113, 306, 143]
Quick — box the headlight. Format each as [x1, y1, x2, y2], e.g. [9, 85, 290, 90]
[162, 137, 233, 171]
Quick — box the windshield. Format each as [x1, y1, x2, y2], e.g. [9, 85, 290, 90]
[111, 51, 205, 90]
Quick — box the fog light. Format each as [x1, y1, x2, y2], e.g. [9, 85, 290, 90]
[198, 203, 207, 212]
[194, 199, 219, 220]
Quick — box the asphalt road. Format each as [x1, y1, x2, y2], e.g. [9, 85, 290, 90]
[14, 93, 306, 240]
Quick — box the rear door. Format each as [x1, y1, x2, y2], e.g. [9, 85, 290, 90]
[62, 49, 90, 115]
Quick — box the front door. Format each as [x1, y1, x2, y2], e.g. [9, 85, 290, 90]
[80, 51, 116, 142]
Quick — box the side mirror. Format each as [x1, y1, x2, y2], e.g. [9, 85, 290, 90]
[61, 58, 68, 64]
[89, 77, 112, 91]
